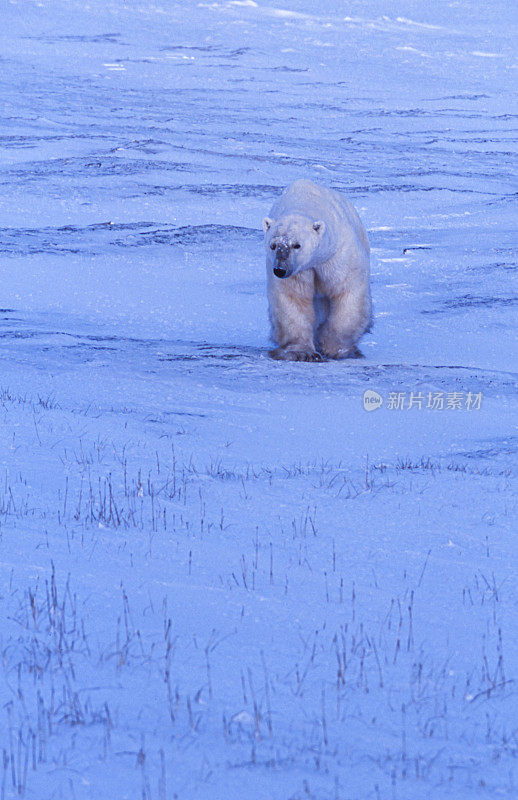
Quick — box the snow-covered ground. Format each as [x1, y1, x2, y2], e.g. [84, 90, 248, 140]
[0, 1, 516, 798]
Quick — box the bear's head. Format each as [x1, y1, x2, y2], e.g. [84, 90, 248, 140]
[262, 214, 326, 279]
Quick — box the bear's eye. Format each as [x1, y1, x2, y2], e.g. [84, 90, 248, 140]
[293, 243, 301, 249]
[270, 243, 276, 250]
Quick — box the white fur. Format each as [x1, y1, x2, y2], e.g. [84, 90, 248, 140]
[262, 179, 372, 361]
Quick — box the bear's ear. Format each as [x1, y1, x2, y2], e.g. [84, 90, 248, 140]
[262, 217, 275, 233]
[313, 220, 326, 235]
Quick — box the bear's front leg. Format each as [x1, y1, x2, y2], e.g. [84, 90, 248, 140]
[268, 279, 322, 362]
[270, 346, 323, 362]
[318, 288, 371, 359]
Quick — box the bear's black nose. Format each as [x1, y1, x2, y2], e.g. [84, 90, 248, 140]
[273, 267, 287, 278]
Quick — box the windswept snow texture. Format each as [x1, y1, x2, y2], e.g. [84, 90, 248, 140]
[0, 1, 517, 798]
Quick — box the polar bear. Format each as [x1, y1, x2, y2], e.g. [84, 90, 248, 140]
[262, 179, 372, 361]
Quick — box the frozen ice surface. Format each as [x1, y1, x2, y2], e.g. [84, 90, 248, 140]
[0, 1, 516, 798]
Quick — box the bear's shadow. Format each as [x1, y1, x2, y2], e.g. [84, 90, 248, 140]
[158, 342, 365, 364]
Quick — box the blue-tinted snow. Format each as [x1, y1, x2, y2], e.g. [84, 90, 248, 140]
[0, 1, 516, 798]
